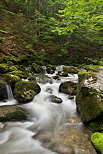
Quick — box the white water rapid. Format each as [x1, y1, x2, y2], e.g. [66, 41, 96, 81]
[0, 66, 93, 154]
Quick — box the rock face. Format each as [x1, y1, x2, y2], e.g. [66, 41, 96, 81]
[14, 81, 41, 103]
[59, 81, 78, 95]
[76, 67, 103, 131]
[0, 105, 27, 122]
[0, 80, 9, 101]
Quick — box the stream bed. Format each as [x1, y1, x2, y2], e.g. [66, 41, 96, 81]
[0, 66, 96, 154]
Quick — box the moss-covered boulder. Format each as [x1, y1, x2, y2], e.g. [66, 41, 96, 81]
[0, 63, 8, 73]
[59, 81, 78, 95]
[76, 67, 103, 131]
[46, 64, 56, 74]
[0, 105, 27, 121]
[5, 74, 21, 90]
[31, 63, 45, 74]
[63, 66, 79, 74]
[14, 81, 41, 103]
[9, 65, 18, 72]
[8, 70, 28, 79]
[91, 132, 103, 154]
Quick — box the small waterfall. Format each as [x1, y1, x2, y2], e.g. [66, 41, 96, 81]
[6, 84, 13, 100]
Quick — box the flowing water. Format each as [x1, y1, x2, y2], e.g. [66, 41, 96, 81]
[0, 66, 96, 154]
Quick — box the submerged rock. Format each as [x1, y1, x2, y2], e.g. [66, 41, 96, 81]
[76, 67, 103, 131]
[31, 63, 45, 74]
[91, 132, 103, 154]
[14, 81, 41, 104]
[59, 81, 78, 95]
[0, 105, 27, 122]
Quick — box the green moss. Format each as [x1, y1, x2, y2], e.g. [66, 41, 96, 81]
[63, 66, 79, 74]
[0, 63, 8, 73]
[9, 70, 28, 78]
[9, 66, 18, 72]
[10, 51, 18, 57]
[7, 61, 13, 66]
[78, 71, 87, 82]
[91, 133, 103, 154]
[6, 74, 20, 89]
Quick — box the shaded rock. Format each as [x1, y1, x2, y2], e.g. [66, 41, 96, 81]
[14, 81, 41, 103]
[49, 95, 62, 104]
[76, 67, 103, 131]
[31, 63, 45, 74]
[63, 66, 79, 74]
[0, 80, 8, 101]
[91, 132, 103, 154]
[0, 105, 27, 122]
[59, 81, 78, 95]
[53, 75, 60, 80]
[60, 72, 68, 77]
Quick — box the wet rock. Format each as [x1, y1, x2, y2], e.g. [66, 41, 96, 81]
[60, 71, 68, 77]
[59, 81, 78, 95]
[46, 65, 56, 74]
[31, 63, 45, 74]
[0, 80, 8, 101]
[91, 132, 103, 154]
[76, 67, 103, 131]
[0, 105, 27, 122]
[49, 95, 62, 104]
[68, 95, 74, 99]
[63, 66, 79, 74]
[14, 81, 41, 103]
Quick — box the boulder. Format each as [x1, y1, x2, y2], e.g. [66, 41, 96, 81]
[59, 81, 78, 95]
[63, 66, 79, 74]
[0, 105, 27, 122]
[0, 80, 9, 101]
[76, 67, 103, 131]
[31, 63, 45, 74]
[91, 132, 103, 154]
[14, 81, 41, 103]
[49, 95, 62, 104]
